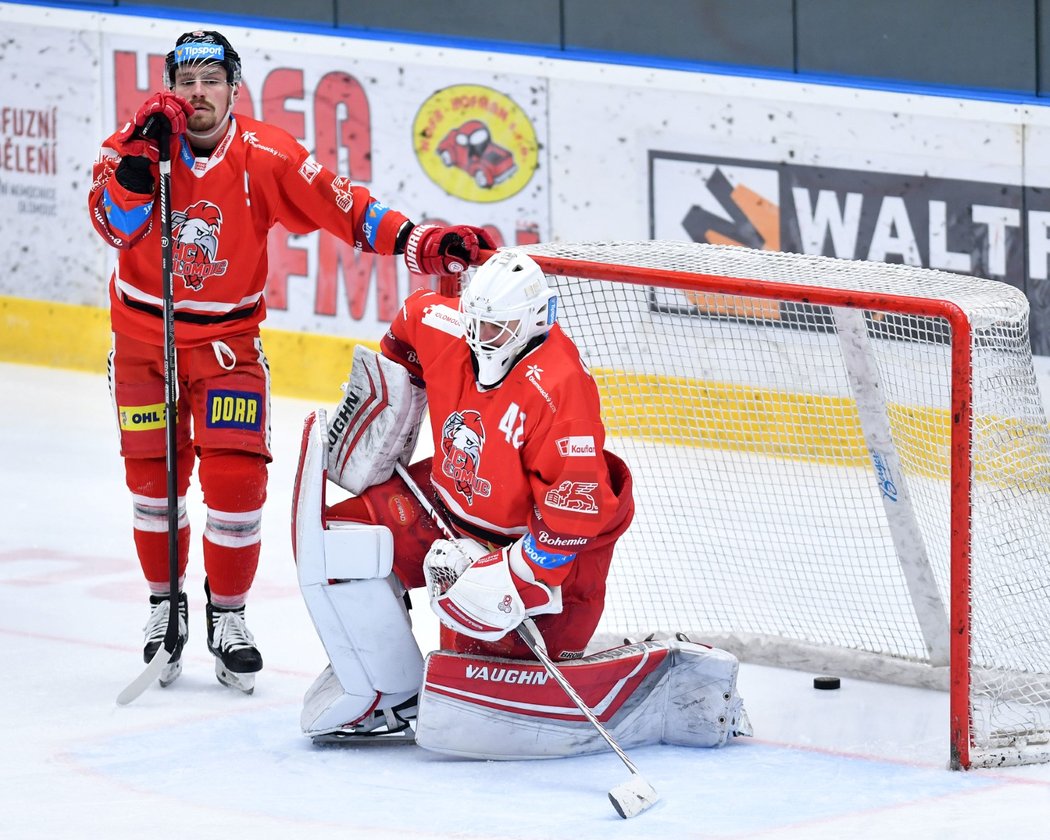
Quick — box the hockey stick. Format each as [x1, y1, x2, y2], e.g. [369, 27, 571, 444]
[392, 462, 660, 819]
[117, 117, 179, 706]
[514, 618, 660, 819]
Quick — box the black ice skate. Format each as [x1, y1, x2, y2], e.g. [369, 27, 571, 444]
[204, 582, 263, 694]
[311, 695, 418, 746]
[143, 592, 189, 688]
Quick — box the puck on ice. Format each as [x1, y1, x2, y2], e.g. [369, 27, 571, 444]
[813, 676, 841, 690]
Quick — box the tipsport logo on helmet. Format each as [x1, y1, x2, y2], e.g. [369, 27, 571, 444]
[174, 43, 226, 64]
[413, 84, 539, 204]
[164, 31, 241, 89]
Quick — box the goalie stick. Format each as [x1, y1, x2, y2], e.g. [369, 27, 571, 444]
[117, 117, 180, 706]
[392, 462, 660, 819]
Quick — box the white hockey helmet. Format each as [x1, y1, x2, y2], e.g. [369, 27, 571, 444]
[459, 249, 557, 388]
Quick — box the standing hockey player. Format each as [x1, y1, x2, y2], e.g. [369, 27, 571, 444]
[89, 29, 491, 693]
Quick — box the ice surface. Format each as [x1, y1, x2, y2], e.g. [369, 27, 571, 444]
[3, 362, 1050, 839]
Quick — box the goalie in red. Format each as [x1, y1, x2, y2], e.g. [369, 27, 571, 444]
[292, 249, 750, 756]
[88, 29, 491, 695]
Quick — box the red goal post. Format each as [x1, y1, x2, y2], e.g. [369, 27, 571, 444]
[515, 240, 1050, 770]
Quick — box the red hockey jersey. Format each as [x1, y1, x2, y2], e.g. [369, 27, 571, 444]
[89, 114, 410, 347]
[381, 289, 634, 579]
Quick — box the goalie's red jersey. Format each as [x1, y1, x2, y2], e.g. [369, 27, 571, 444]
[381, 288, 634, 574]
[89, 114, 410, 348]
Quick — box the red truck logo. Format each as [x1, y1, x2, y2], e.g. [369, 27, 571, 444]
[436, 120, 517, 188]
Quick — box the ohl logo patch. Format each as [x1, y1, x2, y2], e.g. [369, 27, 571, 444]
[172, 200, 230, 291]
[206, 390, 261, 431]
[118, 402, 168, 431]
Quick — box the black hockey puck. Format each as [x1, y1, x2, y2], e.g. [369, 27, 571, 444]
[813, 676, 841, 690]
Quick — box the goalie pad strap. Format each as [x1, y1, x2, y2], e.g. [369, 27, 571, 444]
[328, 346, 427, 495]
[414, 639, 750, 759]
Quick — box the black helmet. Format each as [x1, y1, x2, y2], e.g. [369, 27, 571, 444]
[164, 30, 242, 89]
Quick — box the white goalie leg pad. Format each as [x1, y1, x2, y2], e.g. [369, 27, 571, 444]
[663, 638, 752, 746]
[299, 575, 423, 737]
[328, 345, 427, 494]
[415, 638, 749, 759]
[293, 409, 424, 737]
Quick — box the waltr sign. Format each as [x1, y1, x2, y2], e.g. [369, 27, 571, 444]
[651, 152, 1050, 353]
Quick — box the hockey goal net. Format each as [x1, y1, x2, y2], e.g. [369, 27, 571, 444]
[518, 240, 1050, 770]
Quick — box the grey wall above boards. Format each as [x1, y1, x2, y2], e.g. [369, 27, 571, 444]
[333, 0, 562, 47]
[37, 0, 1050, 96]
[562, 0, 794, 71]
[119, 0, 337, 25]
[796, 0, 1037, 94]
[1039, 0, 1050, 95]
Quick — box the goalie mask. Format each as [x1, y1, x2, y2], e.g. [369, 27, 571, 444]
[459, 249, 557, 389]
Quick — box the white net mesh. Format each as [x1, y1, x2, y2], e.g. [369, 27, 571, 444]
[519, 240, 1050, 768]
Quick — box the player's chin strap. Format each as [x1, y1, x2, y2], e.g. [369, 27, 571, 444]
[185, 98, 235, 149]
[392, 462, 660, 819]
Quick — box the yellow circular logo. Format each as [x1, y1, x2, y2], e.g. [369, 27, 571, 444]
[413, 84, 539, 203]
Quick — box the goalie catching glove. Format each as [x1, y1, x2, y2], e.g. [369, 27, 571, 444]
[423, 536, 563, 641]
[404, 224, 492, 276]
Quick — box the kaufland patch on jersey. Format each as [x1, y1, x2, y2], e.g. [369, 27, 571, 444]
[206, 389, 261, 430]
[555, 435, 596, 457]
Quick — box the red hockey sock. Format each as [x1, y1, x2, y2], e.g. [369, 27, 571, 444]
[125, 450, 194, 592]
[198, 450, 268, 606]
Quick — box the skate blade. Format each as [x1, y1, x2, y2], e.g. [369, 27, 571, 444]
[158, 660, 183, 688]
[311, 728, 415, 746]
[215, 661, 256, 695]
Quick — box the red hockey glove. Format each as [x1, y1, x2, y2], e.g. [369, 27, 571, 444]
[115, 92, 194, 161]
[404, 224, 493, 276]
